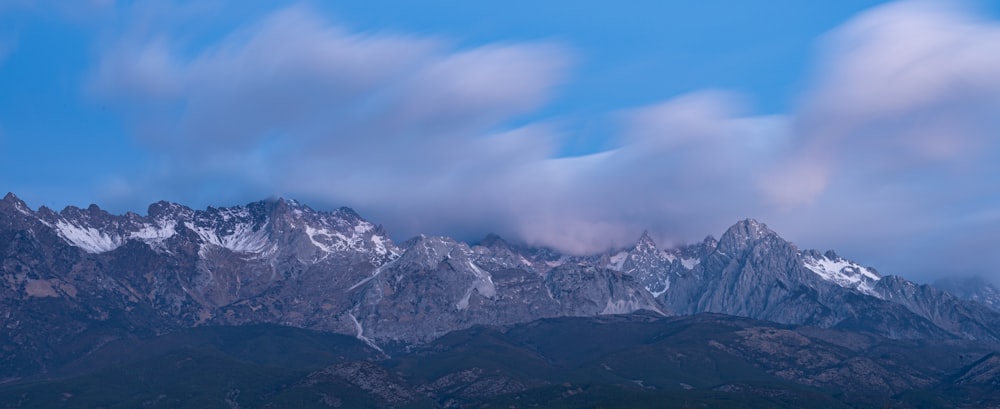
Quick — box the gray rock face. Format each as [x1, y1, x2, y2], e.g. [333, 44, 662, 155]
[605, 232, 676, 297]
[874, 275, 1000, 341]
[661, 220, 986, 340]
[3, 193, 1000, 381]
[347, 234, 663, 343]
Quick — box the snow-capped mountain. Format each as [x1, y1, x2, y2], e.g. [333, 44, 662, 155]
[2, 192, 999, 380]
[33, 196, 396, 262]
[802, 250, 881, 296]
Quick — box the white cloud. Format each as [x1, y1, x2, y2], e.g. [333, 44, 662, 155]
[764, 0, 1000, 205]
[92, 1, 1000, 280]
[92, 5, 573, 235]
[758, 0, 1000, 280]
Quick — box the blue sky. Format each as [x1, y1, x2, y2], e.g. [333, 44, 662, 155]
[2, 0, 1000, 283]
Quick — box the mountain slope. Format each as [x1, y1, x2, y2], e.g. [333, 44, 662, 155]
[3, 193, 1000, 383]
[1, 314, 996, 409]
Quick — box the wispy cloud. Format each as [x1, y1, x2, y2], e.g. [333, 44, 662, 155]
[761, 0, 1000, 280]
[88, 1, 1000, 281]
[763, 0, 1000, 207]
[91, 4, 572, 235]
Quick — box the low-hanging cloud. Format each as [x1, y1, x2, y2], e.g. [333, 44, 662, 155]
[91, 1, 1000, 282]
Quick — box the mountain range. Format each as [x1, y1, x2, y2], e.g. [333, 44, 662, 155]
[2, 193, 1000, 407]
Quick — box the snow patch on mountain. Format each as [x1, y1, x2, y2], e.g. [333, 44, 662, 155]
[11, 199, 32, 216]
[804, 255, 881, 296]
[54, 220, 122, 253]
[457, 256, 496, 310]
[53, 217, 177, 253]
[607, 251, 628, 271]
[188, 221, 272, 253]
[546, 257, 567, 268]
[130, 223, 176, 242]
[370, 234, 396, 257]
[353, 223, 373, 235]
[681, 258, 699, 269]
[306, 225, 358, 253]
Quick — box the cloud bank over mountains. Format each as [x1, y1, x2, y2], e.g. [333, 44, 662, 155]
[29, 1, 1000, 281]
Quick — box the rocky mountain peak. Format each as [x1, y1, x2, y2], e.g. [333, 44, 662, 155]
[477, 233, 510, 249]
[717, 218, 778, 254]
[0, 192, 31, 215]
[147, 200, 191, 220]
[333, 206, 363, 221]
[609, 230, 679, 298]
[2, 192, 25, 206]
[35, 205, 57, 217]
[635, 230, 657, 252]
[273, 196, 300, 207]
[396, 235, 465, 269]
[59, 204, 106, 220]
[256, 197, 306, 216]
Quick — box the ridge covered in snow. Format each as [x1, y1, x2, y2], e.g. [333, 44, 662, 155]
[53, 220, 124, 254]
[803, 253, 881, 296]
[17, 197, 398, 261]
